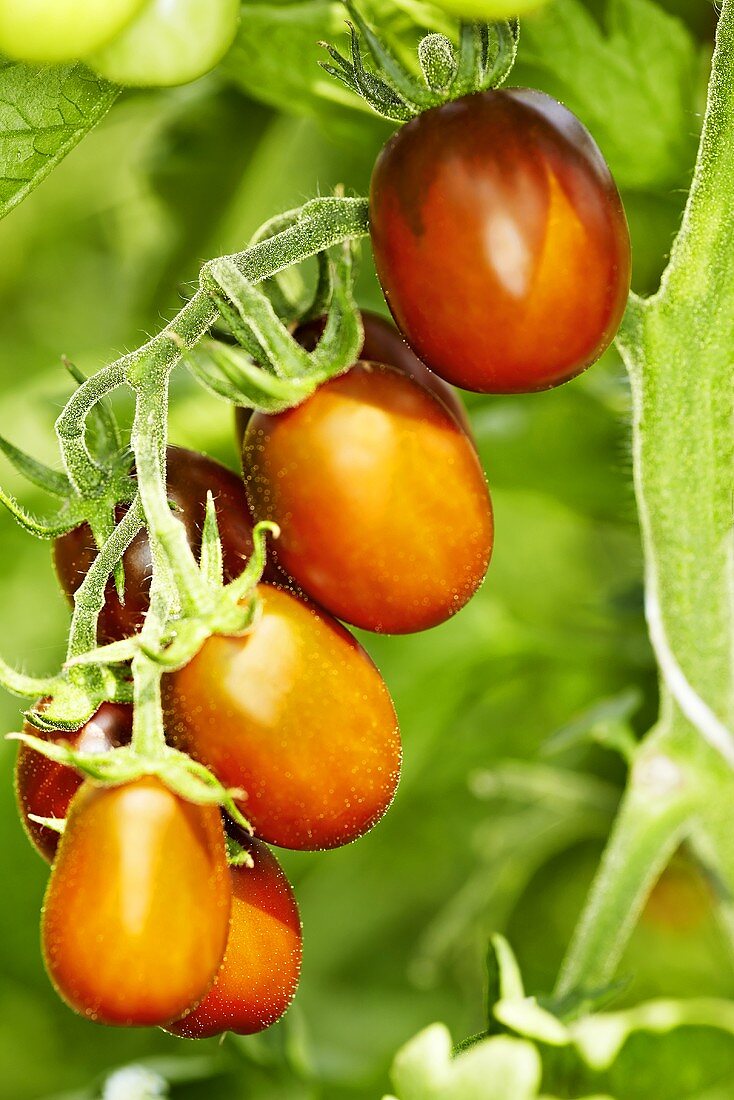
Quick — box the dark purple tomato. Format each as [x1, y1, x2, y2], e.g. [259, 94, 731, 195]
[42, 776, 231, 1027]
[16, 702, 132, 862]
[243, 363, 493, 634]
[234, 310, 472, 445]
[162, 583, 401, 850]
[370, 89, 631, 394]
[166, 838, 302, 1038]
[53, 446, 275, 642]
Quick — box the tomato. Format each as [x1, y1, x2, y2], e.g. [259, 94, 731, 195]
[16, 702, 132, 863]
[243, 364, 493, 634]
[88, 0, 240, 88]
[162, 583, 400, 850]
[370, 90, 631, 394]
[42, 776, 231, 1027]
[0, 0, 145, 63]
[166, 837, 302, 1038]
[53, 446, 274, 643]
[234, 310, 472, 447]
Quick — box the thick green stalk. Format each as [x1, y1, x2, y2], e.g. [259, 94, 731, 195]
[557, 0, 734, 995]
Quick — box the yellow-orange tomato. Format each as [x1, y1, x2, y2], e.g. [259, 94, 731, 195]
[42, 777, 231, 1027]
[243, 363, 493, 634]
[163, 584, 401, 850]
[166, 838, 302, 1038]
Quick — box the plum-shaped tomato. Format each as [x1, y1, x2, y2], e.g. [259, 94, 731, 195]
[243, 364, 493, 634]
[370, 89, 631, 393]
[163, 584, 401, 850]
[42, 777, 231, 1027]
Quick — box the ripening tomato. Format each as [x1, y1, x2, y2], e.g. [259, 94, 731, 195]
[16, 702, 132, 863]
[370, 89, 631, 394]
[42, 777, 231, 1027]
[162, 584, 400, 850]
[53, 446, 274, 643]
[166, 838, 302, 1038]
[234, 310, 472, 447]
[88, 0, 240, 88]
[0, 0, 146, 63]
[243, 364, 493, 634]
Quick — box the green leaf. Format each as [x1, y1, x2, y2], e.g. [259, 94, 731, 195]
[389, 1025, 542, 1099]
[514, 0, 700, 190]
[0, 60, 118, 219]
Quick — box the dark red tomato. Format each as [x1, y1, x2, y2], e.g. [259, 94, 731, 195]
[16, 702, 132, 862]
[234, 310, 472, 445]
[370, 89, 631, 394]
[42, 776, 231, 1027]
[162, 583, 400, 850]
[243, 364, 493, 634]
[166, 837, 302, 1038]
[53, 446, 274, 643]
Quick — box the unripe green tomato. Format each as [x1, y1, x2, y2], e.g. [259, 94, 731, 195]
[88, 0, 240, 88]
[0, 0, 146, 63]
[430, 0, 544, 16]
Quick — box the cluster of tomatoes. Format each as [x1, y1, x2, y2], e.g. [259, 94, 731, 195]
[0, 0, 239, 87]
[13, 83, 630, 1038]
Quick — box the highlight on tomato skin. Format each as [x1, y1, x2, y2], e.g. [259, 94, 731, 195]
[15, 702, 132, 863]
[53, 446, 275, 643]
[165, 837, 302, 1039]
[234, 310, 473, 446]
[162, 583, 401, 851]
[369, 88, 631, 394]
[42, 776, 231, 1028]
[243, 363, 493, 635]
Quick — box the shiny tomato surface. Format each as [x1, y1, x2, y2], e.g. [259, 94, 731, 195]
[370, 89, 631, 393]
[166, 838, 302, 1037]
[16, 702, 132, 862]
[42, 777, 231, 1027]
[234, 310, 472, 444]
[243, 363, 493, 633]
[53, 446, 268, 642]
[163, 584, 401, 850]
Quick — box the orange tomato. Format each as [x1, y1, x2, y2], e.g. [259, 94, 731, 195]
[42, 776, 231, 1026]
[243, 363, 493, 633]
[163, 584, 401, 850]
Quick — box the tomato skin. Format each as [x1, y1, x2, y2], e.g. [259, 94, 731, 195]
[166, 838, 302, 1038]
[243, 364, 493, 634]
[42, 777, 231, 1027]
[234, 310, 472, 446]
[53, 446, 272, 643]
[162, 584, 401, 850]
[15, 703, 132, 863]
[370, 89, 631, 394]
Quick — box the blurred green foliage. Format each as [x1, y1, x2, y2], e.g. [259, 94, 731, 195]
[0, 1, 728, 1097]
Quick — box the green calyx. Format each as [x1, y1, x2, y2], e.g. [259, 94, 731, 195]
[321, 2, 519, 121]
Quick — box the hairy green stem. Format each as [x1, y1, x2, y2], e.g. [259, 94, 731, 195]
[66, 496, 145, 661]
[557, 0, 734, 995]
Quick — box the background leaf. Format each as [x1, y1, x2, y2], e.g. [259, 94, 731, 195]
[0, 60, 117, 219]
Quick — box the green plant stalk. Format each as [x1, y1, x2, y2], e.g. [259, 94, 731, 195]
[557, 0, 734, 995]
[48, 195, 370, 763]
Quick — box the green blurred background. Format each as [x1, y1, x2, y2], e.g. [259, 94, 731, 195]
[0, 1, 726, 1096]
